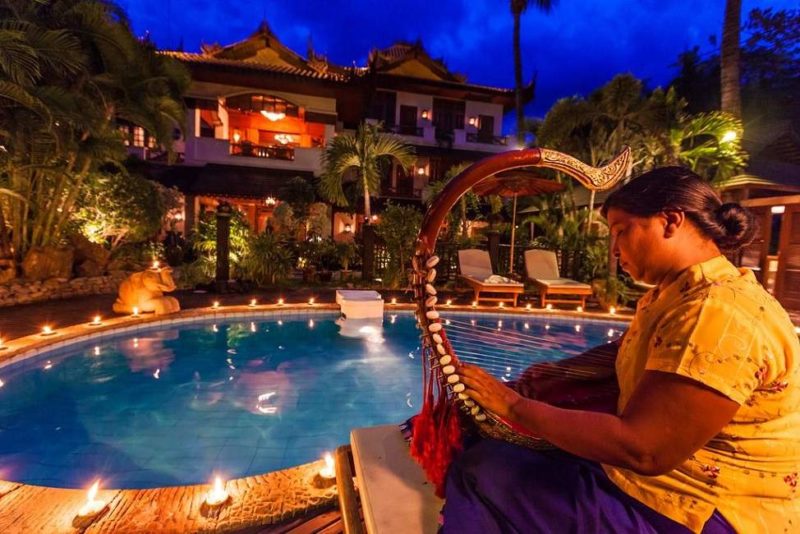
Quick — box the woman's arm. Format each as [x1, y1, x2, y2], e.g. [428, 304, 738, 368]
[459, 364, 739, 476]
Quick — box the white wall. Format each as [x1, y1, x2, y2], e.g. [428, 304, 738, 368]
[464, 101, 503, 136]
[396, 91, 434, 127]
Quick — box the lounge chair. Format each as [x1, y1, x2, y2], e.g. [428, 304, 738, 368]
[524, 249, 593, 308]
[458, 249, 525, 307]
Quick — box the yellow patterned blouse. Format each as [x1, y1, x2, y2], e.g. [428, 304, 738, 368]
[603, 255, 800, 533]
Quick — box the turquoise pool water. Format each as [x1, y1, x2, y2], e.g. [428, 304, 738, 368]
[0, 312, 624, 489]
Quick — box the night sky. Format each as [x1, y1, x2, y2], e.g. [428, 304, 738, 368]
[119, 0, 791, 121]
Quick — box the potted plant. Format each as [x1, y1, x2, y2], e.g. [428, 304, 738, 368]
[316, 239, 339, 283]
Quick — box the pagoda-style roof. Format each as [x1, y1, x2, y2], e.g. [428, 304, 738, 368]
[366, 41, 466, 83]
[161, 22, 347, 82]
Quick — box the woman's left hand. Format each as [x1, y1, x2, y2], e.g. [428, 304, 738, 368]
[459, 362, 524, 422]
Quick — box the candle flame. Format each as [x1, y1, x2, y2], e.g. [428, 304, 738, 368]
[132, 307, 139, 316]
[308, 297, 315, 305]
[609, 306, 617, 315]
[277, 298, 284, 306]
[93, 315, 101, 324]
[249, 299, 257, 307]
[319, 452, 336, 479]
[212, 301, 220, 308]
[87, 480, 99, 501]
[152, 260, 160, 269]
[206, 475, 228, 506]
[390, 298, 397, 305]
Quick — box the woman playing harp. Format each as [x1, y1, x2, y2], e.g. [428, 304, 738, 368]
[441, 167, 800, 533]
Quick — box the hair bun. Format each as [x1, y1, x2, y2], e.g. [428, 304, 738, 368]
[715, 203, 756, 251]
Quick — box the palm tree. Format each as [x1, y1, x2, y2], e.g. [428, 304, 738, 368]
[423, 162, 475, 239]
[511, 0, 556, 145]
[319, 122, 415, 222]
[720, 0, 742, 118]
[0, 0, 188, 261]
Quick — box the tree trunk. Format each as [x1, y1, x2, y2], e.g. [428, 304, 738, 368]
[513, 11, 525, 146]
[362, 175, 372, 222]
[721, 0, 742, 118]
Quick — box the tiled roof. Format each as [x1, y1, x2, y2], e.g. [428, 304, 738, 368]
[160, 51, 348, 82]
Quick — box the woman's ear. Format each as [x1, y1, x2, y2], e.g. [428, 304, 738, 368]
[663, 210, 685, 238]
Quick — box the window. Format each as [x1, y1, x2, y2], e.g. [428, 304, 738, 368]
[225, 94, 299, 118]
[133, 127, 145, 147]
[432, 98, 465, 134]
[118, 125, 130, 146]
[368, 91, 397, 127]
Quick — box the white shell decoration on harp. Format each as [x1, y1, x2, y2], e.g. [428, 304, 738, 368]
[475, 413, 487, 421]
[447, 374, 460, 384]
[425, 284, 437, 296]
[426, 256, 440, 269]
[439, 355, 452, 365]
[426, 269, 436, 282]
[441, 365, 456, 375]
[452, 383, 465, 393]
[435, 344, 447, 355]
[426, 310, 440, 320]
[432, 333, 443, 344]
[425, 296, 438, 307]
[428, 322, 442, 333]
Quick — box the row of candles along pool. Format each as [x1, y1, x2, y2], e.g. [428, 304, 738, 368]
[72, 453, 336, 519]
[0, 296, 618, 352]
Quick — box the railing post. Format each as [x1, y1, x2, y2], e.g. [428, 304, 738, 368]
[487, 231, 500, 273]
[362, 223, 376, 281]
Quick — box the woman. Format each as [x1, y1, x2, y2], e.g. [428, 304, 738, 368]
[446, 167, 800, 533]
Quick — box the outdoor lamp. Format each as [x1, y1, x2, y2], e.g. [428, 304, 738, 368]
[421, 109, 430, 120]
[344, 223, 352, 233]
[468, 116, 477, 126]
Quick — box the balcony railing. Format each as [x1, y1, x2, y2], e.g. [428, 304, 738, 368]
[466, 132, 508, 146]
[387, 124, 424, 137]
[230, 141, 294, 161]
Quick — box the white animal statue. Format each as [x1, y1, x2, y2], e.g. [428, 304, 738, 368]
[113, 267, 180, 315]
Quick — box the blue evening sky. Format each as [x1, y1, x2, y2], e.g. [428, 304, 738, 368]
[119, 0, 792, 121]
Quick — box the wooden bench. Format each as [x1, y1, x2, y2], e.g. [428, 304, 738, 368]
[336, 425, 442, 534]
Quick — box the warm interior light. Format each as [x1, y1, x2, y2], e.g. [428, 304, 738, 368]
[371, 214, 378, 222]
[264, 196, 277, 206]
[771, 205, 786, 214]
[721, 130, 737, 143]
[232, 131, 241, 143]
[275, 134, 294, 145]
[205, 476, 229, 506]
[421, 109, 430, 120]
[343, 223, 352, 233]
[319, 452, 335, 479]
[77, 480, 106, 517]
[260, 110, 285, 122]
[468, 116, 477, 126]
[417, 167, 425, 176]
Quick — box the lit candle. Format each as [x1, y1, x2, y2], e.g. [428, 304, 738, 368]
[131, 307, 139, 317]
[0, 337, 6, 351]
[151, 260, 160, 270]
[277, 298, 284, 306]
[308, 297, 315, 306]
[446, 299, 452, 307]
[205, 476, 229, 507]
[319, 452, 335, 480]
[609, 306, 617, 315]
[525, 303, 532, 311]
[77, 480, 106, 518]
[576, 306, 583, 313]
[545, 304, 553, 311]
[471, 301, 478, 308]
[390, 297, 397, 306]
[498, 302, 504, 308]
[90, 315, 102, 326]
[249, 299, 257, 308]
[41, 325, 55, 336]
[212, 301, 220, 309]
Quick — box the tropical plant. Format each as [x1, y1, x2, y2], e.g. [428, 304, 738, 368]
[335, 241, 358, 271]
[319, 122, 415, 221]
[191, 209, 251, 278]
[375, 202, 422, 288]
[422, 162, 480, 239]
[510, 0, 556, 144]
[71, 166, 181, 248]
[0, 0, 189, 262]
[241, 232, 294, 286]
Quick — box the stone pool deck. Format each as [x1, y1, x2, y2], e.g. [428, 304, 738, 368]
[0, 287, 632, 532]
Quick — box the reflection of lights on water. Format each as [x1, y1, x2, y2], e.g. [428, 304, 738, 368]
[227, 349, 236, 354]
[212, 324, 218, 332]
[575, 325, 582, 332]
[608, 329, 615, 337]
[250, 322, 256, 332]
[153, 369, 160, 379]
[389, 314, 397, 324]
[470, 319, 476, 326]
[0, 379, 4, 388]
[228, 364, 236, 370]
[545, 324, 550, 330]
[229, 376, 234, 381]
[277, 320, 283, 326]
[524, 323, 529, 329]
[226, 358, 233, 364]
[308, 319, 315, 328]
[43, 361, 53, 370]
[408, 352, 415, 359]
[506, 366, 512, 372]
[93, 346, 100, 356]
[497, 320, 503, 329]
[256, 392, 278, 414]
[501, 376, 509, 382]
[278, 345, 284, 350]
[445, 319, 451, 326]
[133, 338, 139, 347]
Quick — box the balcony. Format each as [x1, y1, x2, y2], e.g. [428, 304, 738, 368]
[387, 124, 423, 137]
[184, 137, 323, 174]
[230, 141, 294, 161]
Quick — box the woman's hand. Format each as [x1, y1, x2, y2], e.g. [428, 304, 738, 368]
[459, 363, 525, 422]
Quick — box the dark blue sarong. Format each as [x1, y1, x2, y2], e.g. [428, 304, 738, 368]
[442, 438, 734, 534]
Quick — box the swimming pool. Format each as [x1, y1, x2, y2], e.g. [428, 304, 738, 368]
[0, 312, 624, 489]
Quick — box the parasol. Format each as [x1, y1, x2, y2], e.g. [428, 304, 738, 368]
[472, 169, 566, 273]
